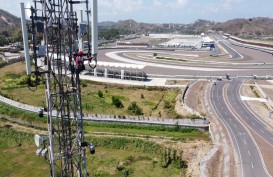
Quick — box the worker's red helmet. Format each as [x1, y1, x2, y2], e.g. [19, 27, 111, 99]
[78, 50, 83, 56]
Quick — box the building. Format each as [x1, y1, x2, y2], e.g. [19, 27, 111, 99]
[201, 36, 215, 49]
[116, 41, 149, 48]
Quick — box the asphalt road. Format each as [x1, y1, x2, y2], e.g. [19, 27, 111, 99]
[98, 38, 273, 76]
[209, 81, 270, 177]
[227, 82, 273, 146]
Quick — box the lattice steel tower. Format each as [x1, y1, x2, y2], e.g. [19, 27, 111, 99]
[20, 0, 98, 176]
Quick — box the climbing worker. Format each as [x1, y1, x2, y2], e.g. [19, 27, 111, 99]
[75, 50, 85, 72]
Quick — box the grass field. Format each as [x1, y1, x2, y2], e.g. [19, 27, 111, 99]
[0, 125, 187, 177]
[0, 62, 183, 118]
[0, 100, 209, 141]
[0, 97, 210, 177]
[0, 62, 210, 177]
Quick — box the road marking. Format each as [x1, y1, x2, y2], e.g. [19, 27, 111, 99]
[261, 130, 265, 134]
[244, 140, 247, 145]
[248, 151, 251, 156]
[252, 162, 254, 169]
[252, 122, 256, 126]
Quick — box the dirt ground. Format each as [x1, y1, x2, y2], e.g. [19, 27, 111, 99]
[175, 93, 192, 117]
[186, 81, 208, 116]
[165, 80, 190, 86]
[206, 147, 223, 177]
[151, 139, 212, 177]
[262, 87, 273, 100]
[0, 120, 48, 135]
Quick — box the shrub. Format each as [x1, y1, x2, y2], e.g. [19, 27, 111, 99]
[141, 93, 144, 99]
[112, 96, 123, 108]
[128, 101, 143, 115]
[98, 90, 104, 98]
[187, 114, 202, 119]
[164, 100, 171, 109]
[82, 83, 87, 87]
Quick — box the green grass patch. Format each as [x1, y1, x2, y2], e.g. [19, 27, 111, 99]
[84, 122, 209, 141]
[156, 56, 187, 62]
[0, 100, 209, 141]
[0, 63, 182, 118]
[0, 126, 49, 177]
[0, 126, 188, 177]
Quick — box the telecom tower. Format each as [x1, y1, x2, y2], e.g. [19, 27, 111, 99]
[20, 0, 98, 176]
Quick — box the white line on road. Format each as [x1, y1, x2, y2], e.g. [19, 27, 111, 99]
[248, 151, 251, 156]
[252, 163, 254, 169]
[261, 130, 265, 134]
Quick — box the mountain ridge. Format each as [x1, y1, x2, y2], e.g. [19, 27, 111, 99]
[1, 8, 273, 38]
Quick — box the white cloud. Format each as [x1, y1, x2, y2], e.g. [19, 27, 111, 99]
[99, 0, 143, 12]
[98, 0, 112, 8]
[153, 0, 188, 9]
[202, 4, 219, 13]
[222, 0, 244, 11]
[176, 0, 188, 8]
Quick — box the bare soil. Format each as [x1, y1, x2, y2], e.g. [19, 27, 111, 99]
[165, 80, 190, 86]
[175, 93, 191, 117]
[151, 139, 212, 177]
[262, 87, 273, 100]
[207, 147, 223, 177]
[186, 81, 208, 116]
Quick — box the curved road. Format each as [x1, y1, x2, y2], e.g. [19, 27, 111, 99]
[209, 81, 272, 177]
[98, 38, 273, 76]
[210, 82, 270, 177]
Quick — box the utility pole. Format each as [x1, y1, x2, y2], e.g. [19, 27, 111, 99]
[20, 0, 98, 176]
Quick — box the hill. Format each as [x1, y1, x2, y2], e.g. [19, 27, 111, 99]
[0, 7, 273, 45]
[213, 17, 273, 36]
[0, 9, 21, 30]
[100, 18, 273, 37]
[0, 9, 22, 46]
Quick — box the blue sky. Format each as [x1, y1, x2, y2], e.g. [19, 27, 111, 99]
[2, 0, 273, 23]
